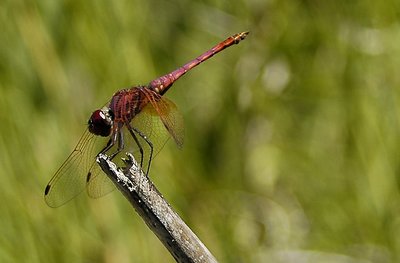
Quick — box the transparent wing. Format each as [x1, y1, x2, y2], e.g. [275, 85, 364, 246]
[86, 163, 115, 199]
[109, 94, 183, 174]
[151, 96, 184, 148]
[44, 129, 100, 207]
[145, 91, 184, 148]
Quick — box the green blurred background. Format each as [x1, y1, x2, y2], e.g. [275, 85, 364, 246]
[2, 0, 400, 262]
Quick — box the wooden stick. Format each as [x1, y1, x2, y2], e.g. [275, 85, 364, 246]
[96, 153, 218, 263]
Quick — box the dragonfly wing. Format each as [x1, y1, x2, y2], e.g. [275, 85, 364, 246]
[44, 129, 99, 207]
[130, 96, 183, 155]
[86, 162, 115, 198]
[128, 106, 168, 171]
[146, 92, 184, 148]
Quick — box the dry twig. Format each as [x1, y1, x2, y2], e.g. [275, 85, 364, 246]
[96, 153, 218, 263]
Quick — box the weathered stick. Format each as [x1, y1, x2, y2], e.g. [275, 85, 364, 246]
[96, 153, 218, 263]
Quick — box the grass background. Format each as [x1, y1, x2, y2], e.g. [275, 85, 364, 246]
[2, 0, 400, 262]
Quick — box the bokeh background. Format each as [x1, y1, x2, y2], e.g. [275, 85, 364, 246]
[2, 0, 400, 262]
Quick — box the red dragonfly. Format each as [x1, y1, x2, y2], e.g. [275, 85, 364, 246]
[44, 31, 249, 207]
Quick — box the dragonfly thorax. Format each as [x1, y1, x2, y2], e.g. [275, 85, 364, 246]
[88, 107, 114, 137]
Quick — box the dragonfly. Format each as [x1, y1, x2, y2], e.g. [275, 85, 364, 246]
[44, 31, 249, 207]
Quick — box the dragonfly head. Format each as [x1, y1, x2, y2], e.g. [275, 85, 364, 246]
[88, 107, 114, 137]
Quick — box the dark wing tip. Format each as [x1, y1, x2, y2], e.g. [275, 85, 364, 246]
[86, 172, 92, 183]
[44, 184, 51, 196]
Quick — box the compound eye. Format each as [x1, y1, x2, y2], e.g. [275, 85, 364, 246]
[88, 109, 112, 137]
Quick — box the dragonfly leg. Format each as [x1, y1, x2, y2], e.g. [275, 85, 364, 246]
[99, 129, 124, 160]
[109, 130, 125, 160]
[125, 122, 145, 169]
[87, 130, 124, 185]
[125, 124, 144, 168]
[125, 122, 153, 175]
